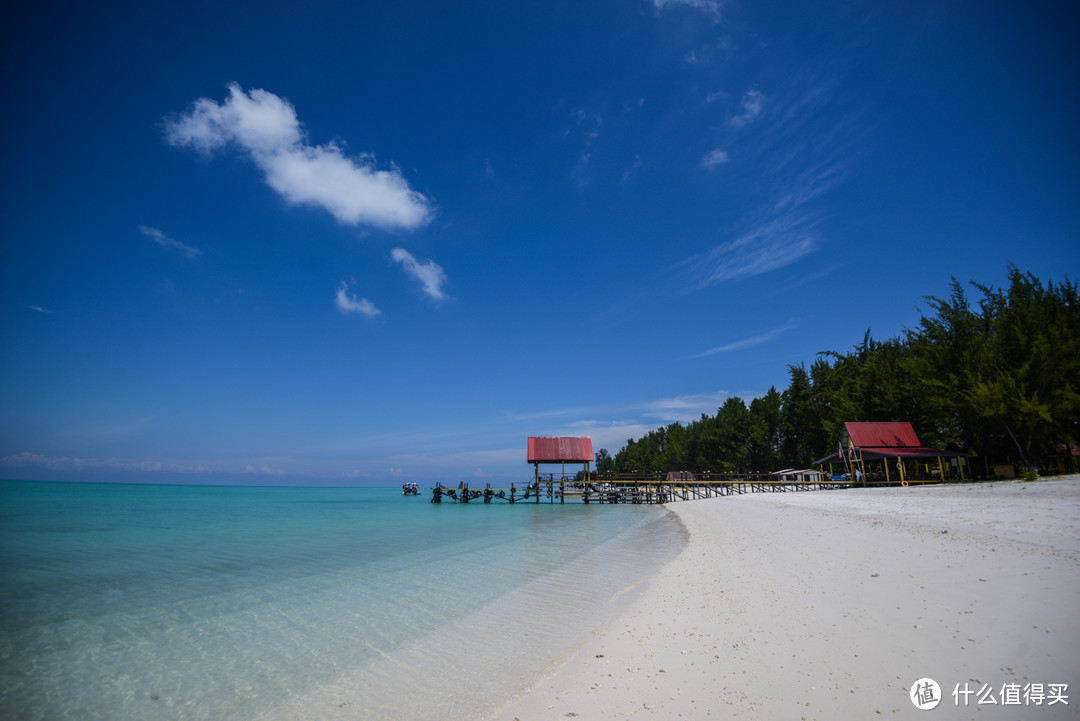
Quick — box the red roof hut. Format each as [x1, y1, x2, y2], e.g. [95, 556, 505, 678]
[527, 436, 594, 485]
[527, 436, 594, 464]
[817, 422, 966, 483]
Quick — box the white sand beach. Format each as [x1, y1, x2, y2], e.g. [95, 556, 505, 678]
[493, 477, 1080, 720]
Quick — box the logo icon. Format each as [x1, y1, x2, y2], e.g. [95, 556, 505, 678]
[910, 678, 942, 710]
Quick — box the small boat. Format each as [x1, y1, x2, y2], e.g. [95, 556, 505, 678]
[402, 483, 420, 496]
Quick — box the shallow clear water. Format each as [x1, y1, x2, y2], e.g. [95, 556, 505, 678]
[0, 481, 685, 720]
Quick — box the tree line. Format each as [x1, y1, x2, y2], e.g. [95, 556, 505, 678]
[597, 267, 1079, 475]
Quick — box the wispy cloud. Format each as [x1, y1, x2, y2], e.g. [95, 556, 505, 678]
[1, 452, 298, 477]
[559, 420, 654, 454]
[382, 448, 523, 481]
[687, 321, 797, 359]
[652, 0, 724, 20]
[504, 389, 732, 426]
[572, 109, 603, 142]
[571, 152, 592, 187]
[727, 89, 765, 128]
[565, 109, 603, 187]
[680, 74, 856, 288]
[243, 464, 287, 476]
[165, 83, 433, 230]
[683, 213, 820, 286]
[335, 281, 381, 318]
[140, 225, 202, 259]
[700, 148, 730, 169]
[642, 390, 731, 421]
[556, 392, 729, 450]
[26, 305, 57, 314]
[504, 390, 731, 441]
[390, 248, 448, 302]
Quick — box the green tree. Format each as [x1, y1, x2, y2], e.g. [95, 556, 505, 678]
[905, 279, 983, 447]
[748, 387, 782, 470]
[713, 397, 751, 472]
[966, 268, 1080, 465]
[907, 267, 1080, 467]
[659, 421, 687, 471]
[595, 448, 615, 473]
[779, 364, 816, 466]
[608, 265, 1078, 476]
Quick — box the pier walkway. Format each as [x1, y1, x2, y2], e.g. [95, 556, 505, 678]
[430, 472, 854, 504]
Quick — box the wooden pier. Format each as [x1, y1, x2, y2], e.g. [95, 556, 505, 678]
[430, 472, 853, 504]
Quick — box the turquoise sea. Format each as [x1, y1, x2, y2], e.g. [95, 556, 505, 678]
[0, 481, 685, 721]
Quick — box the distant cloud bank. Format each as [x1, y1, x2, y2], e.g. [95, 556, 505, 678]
[2, 452, 209, 474]
[165, 83, 433, 230]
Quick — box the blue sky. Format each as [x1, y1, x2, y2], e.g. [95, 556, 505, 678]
[2, 0, 1077, 486]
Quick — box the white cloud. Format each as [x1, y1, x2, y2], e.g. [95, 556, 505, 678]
[335, 281, 381, 317]
[140, 225, 202, 259]
[165, 83, 432, 230]
[390, 248, 448, 301]
[728, 89, 766, 128]
[700, 148, 730, 169]
[652, 0, 724, 19]
[27, 305, 56, 313]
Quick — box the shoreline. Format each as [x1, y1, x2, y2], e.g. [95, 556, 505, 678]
[491, 477, 1080, 720]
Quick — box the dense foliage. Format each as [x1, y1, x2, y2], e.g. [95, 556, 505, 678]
[602, 267, 1079, 474]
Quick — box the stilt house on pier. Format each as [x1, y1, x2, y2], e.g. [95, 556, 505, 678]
[528, 436, 593, 485]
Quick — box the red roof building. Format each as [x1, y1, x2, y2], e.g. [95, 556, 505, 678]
[840, 422, 956, 460]
[815, 421, 967, 482]
[527, 436, 594, 464]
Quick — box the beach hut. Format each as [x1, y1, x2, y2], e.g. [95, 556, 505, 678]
[814, 422, 967, 484]
[527, 436, 594, 488]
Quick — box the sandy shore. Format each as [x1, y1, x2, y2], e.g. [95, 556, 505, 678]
[492, 477, 1080, 720]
